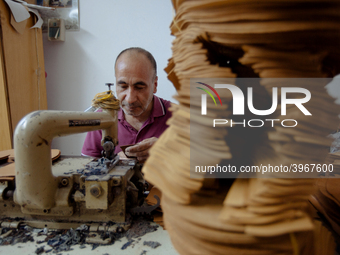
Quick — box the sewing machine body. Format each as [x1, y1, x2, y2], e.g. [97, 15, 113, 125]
[0, 156, 144, 227]
[0, 109, 146, 230]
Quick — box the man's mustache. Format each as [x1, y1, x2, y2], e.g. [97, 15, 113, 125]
[121, 101, 142, 108]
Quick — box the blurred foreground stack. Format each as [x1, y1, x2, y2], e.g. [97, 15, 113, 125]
[144, 1, 340, 254]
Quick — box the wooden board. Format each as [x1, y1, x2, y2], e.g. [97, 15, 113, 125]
[0, 34, 12, 151]
[0, 149, 61, 178]
[0, 149, 60, 162]
[0, 0, 47, 138]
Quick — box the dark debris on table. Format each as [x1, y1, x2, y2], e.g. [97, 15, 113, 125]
[0, 216, 160, 254]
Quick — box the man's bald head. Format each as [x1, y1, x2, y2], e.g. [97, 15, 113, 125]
[115, 47, 157, 79]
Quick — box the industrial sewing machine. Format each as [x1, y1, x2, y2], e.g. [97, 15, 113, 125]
[0, 90, 157, 232]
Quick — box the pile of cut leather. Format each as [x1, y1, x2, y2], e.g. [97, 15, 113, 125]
[325, 151, 340, 174]
[143, 0, 340, 254]
[311, 177, 340, 237]
[310, 151, 340, 245]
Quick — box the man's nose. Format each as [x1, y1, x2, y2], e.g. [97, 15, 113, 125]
[125, 88, 137, 104]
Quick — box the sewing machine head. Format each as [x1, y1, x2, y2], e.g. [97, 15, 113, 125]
[0, 91, 150, 230]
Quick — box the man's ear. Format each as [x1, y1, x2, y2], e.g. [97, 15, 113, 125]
[153, 76, 158, 94]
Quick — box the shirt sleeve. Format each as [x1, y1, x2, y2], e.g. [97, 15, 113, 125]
[81, 130, 103, 157]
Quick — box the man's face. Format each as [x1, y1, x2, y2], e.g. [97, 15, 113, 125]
[115, 52, 157, 118]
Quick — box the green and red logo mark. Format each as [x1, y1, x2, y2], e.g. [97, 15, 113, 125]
[196, 82, 222, 115]
[196, 82, 223, 106]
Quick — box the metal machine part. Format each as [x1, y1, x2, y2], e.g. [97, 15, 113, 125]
[84, 105, 98, 113]
[130, 195, 161, 215]
[102, 141, 116, 160]
[1, 156, 145, 224]
[13, 110, 118, 210]
[105, 83, 114, 91]
[0, 107, 151, 230]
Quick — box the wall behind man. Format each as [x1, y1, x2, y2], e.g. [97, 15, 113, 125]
[43, 0, 176, 155]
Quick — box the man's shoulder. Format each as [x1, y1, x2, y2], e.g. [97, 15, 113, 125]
[154, 95, 172, 110]
[152, 95, 173, 121]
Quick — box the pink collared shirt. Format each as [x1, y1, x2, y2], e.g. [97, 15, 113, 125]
[81, 95, 172, 157]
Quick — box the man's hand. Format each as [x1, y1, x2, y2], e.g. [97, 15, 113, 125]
[125, 137, 158, 163]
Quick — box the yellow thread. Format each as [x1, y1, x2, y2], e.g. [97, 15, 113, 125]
[92, 90, 120, 110]
[290, 232, 299, 255]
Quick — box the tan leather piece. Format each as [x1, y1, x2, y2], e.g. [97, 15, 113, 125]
[310, 194, 340, 236]
[0, 149, 60, 162]
[247, 201, 308, 215]
[0, 153, 9, 162]
[245, 216, 314, 237]
[120, 144, 136, 158]
[0, 149, 13, 161]
[0, 149, 61, 179]
[313, 220, 337, 255]
[0, 162, 15, 177]
[325, 178, 340, 206]
[311, 173, 340, 241]
[164, 194, 313, 254]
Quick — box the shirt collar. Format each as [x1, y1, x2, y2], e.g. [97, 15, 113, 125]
[152, 95, 166, 117]
[117, 95, 165, 121]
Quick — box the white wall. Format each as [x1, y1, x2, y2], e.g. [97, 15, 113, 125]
[42, 0, 176, 155]
[42, 1, 340, 156]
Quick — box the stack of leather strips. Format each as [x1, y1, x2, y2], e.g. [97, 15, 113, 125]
[325, 151, 340, 174]
[310, 175, 340, 247]
[143, 0, 340, 254]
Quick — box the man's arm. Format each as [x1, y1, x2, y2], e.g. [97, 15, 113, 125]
[123, 98, 174, 163]
[81, 130, 103, 157]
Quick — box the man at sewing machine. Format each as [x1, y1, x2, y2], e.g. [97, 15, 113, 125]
[81, 47, 172, 163]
